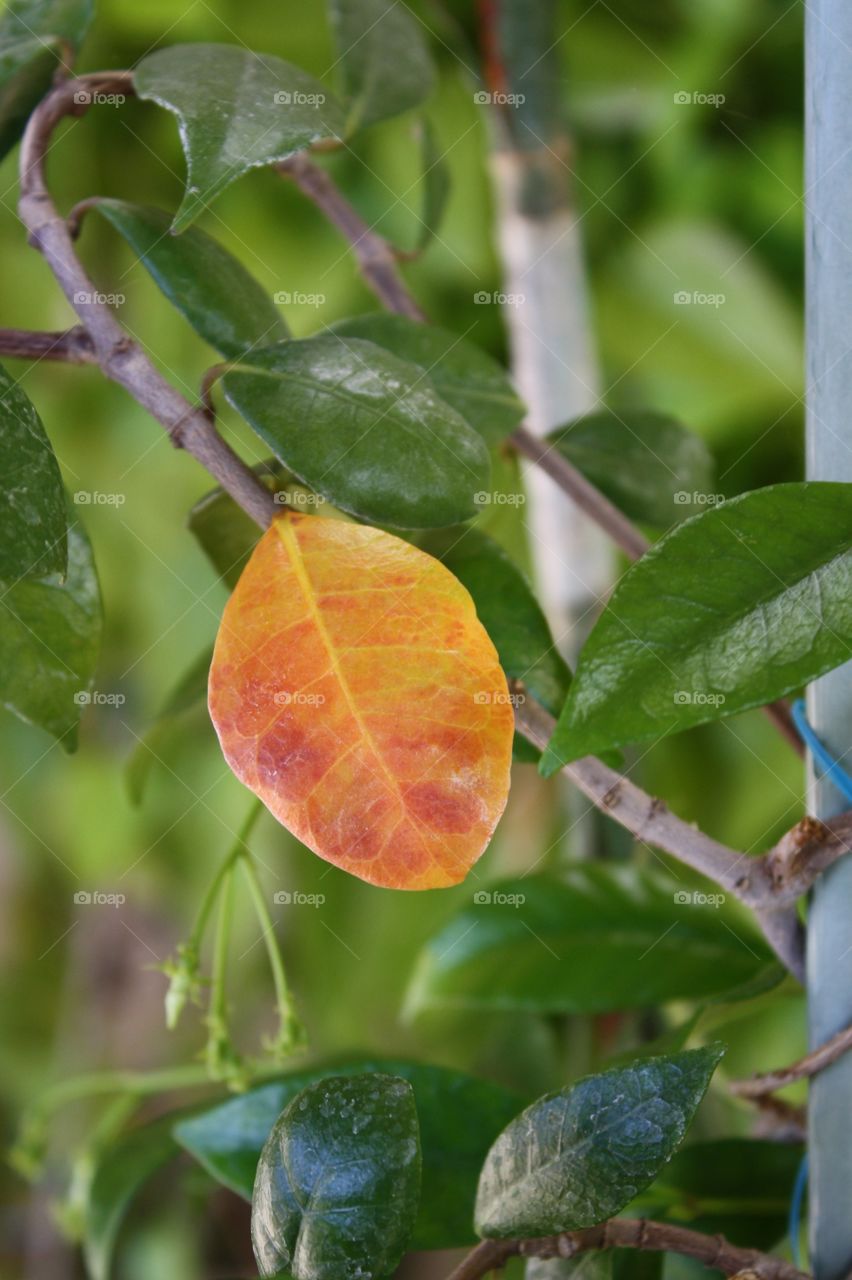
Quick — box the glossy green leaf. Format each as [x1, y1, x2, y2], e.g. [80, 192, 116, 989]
[135, 44, 346, 231]
[546, 411, 716, 529]
[251, 1073, 421, 1280]
[331, 315, 524, 446]
[174, 1058, 521, 1250]
[221, 336, 491, 527]
[0, 361, 66, 580]
[327, 0, 436, 133]
[633, 1138, 802, 1250]
[0, 514, 101, 747]
[84, 1115, 180, 1280]
[0, 0, 93, 158]
[475, 1046, 724, 1238]
[88, 200, 287, 358]
[404, 866, 774, 1019]
[542, 482, 852, 770]
[126, 646, 212, 804]
[412, 119, 450, 253]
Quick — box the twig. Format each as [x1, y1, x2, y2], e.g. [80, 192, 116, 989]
[17, 72, 276, 529]
[0, 325, 95, 364]
[445, 1219, 809, 1280]
[732, 1020, 852, 1099]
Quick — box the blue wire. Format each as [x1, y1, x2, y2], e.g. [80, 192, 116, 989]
[790, 1154, 808, 1269]
[791, 699, 852, 804]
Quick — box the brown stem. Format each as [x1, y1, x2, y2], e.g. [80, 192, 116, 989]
[732, 1020, 852, 1099]
[17, 72, 276, 530]
[0, 325, 95, 364]
[446, 1219, 809, 1280]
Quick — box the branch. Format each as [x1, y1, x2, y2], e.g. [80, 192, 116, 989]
[732, 1019, 852, 1099]
[17, 72, 275, 530]
[445, 1219, 809, 1280]
[0, 325, 95, 364]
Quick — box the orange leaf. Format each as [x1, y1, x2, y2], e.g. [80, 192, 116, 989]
[209, 513, 514, 889]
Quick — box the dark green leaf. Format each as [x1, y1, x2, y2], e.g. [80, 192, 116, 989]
[634, 1138, 802, 1249]
[404, 866, 774, 1019]
[412, 119, 450, 253]
[331, 315, 524, 446]
[221, 336, 491, 527]
[0, 0, 93, 158]
[542, 482, 852, 770]
[174, 1058, 522, 1250]
[134, 45, 346, 231]
[126, 646, 212, 804]
[84, 1115, 179, 1280]
[88, 200, 287, 358]
[475, 1046, 724, 1238]
[0, 360, 66, 579]
[0, 514, 101, 747]
[251, 1073, 421, 1280]
[546, 411, 716, 529]
[327, 0, 435, 132]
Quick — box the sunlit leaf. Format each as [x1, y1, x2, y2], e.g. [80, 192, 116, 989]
[404, 866, 773, 1018]
[330, 315, 525, 446]
[475, 1046, 724, 1238]
[251, 1074, 421, 1280]
[0, 0, 93, 158]
[221, 336, 492, 527]
[135, 44, 346, 231]
[327, 0, 436, 133]
[175, 1058, 521, 1250]
[546, 411, 716, 528]
[0, 513, 101, 748]
[88, 200, 287, 357]
[542, 482, 852, 770]
[0, 360, 66, 580]
[208, 513, 513, 889]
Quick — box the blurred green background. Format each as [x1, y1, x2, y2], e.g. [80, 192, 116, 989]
[0, 0, 808, 1275]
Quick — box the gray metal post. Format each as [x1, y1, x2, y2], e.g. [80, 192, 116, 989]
[806, 4, 852, 1277]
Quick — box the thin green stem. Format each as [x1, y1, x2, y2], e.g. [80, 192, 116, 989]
[240, 853, 305, 1056]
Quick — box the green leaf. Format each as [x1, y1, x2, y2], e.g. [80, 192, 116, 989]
[327, 0, 436, 133]
[331, 315, 524, 446]
[0, 360, 66, 580]
[0, 513, 101, 747]
[412, 119, 450, 254]
[87, 200, 288, 358]
[0, 0, 93, 158]
[404, 866, 774, 1019]
[84, 1115, 179, 1280]
[474, 1045, 725, 1239]
[134, 44, 346, 231]
[251, 1073, 421, 1280]
[542, 482, 852, 770]
[633, 1138, 802, 1250]
[545, 411, 716, 529]
[174, 1058, 522, 1250]
[126, 646, 212, 804]
[221, 336, 491, 528]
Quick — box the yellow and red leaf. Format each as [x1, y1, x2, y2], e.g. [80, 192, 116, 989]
[209, 513, 513, 889]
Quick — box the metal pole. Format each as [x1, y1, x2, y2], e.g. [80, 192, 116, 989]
[805, 4, 852, 1276]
